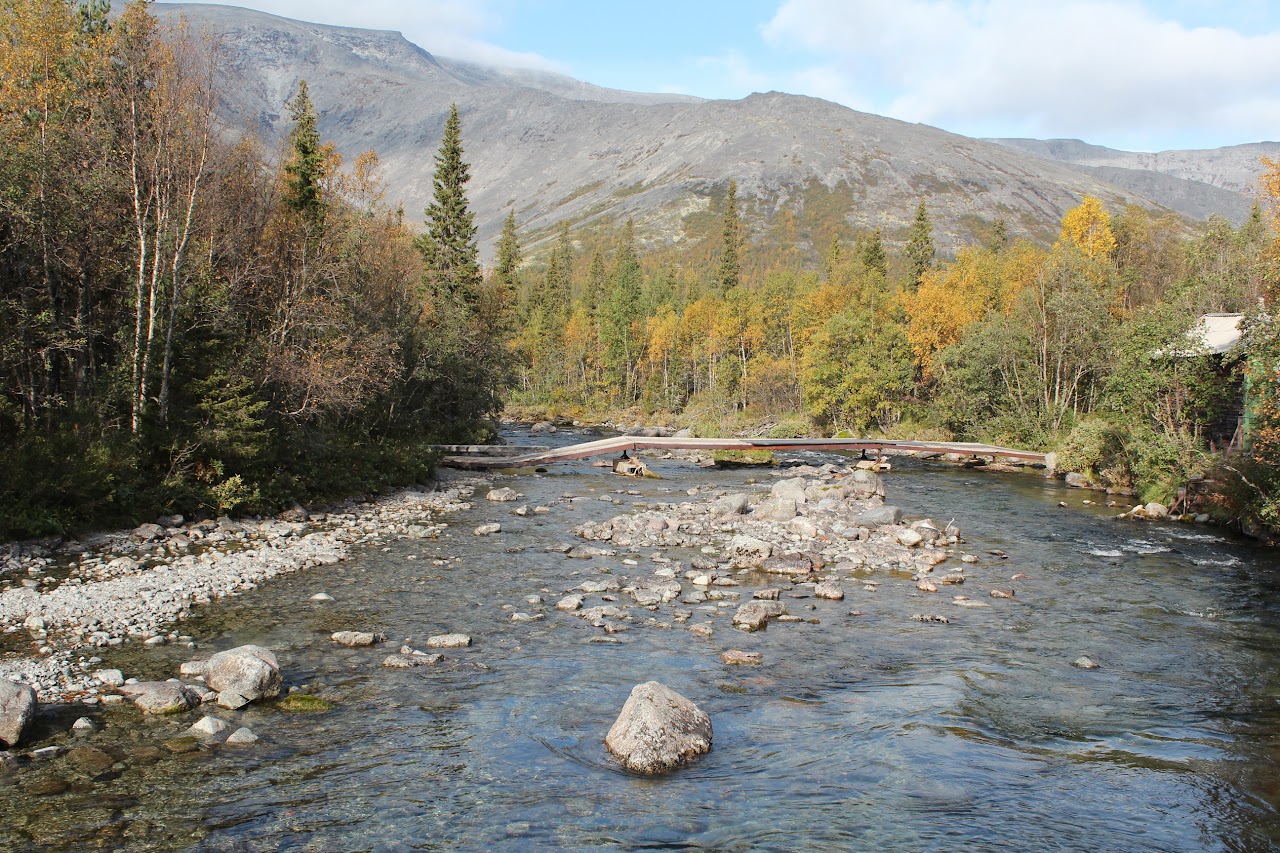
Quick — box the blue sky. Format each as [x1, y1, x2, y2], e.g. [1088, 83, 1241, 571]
[168, 0, 1280, 152]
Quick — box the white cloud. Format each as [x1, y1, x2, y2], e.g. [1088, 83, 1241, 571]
[166, 0, 563, 71]
[761, 0, 1280, 149]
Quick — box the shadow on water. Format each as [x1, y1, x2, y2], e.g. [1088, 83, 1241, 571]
[3, 427, 1280, 851]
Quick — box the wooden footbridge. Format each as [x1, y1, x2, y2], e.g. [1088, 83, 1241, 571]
[434, 436, 1047, 471]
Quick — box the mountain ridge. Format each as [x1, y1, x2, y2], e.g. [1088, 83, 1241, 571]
[155, 2, 1267, 257]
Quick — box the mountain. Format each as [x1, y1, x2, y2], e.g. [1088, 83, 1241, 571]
[155, 3, 1263, 257]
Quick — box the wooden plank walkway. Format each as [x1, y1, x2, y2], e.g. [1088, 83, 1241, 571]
[437, 436, 1047, 470]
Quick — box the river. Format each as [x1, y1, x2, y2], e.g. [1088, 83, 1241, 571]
[2, 426, 1279, 851]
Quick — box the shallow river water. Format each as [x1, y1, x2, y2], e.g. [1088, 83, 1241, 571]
[3, 428, 1280, 852]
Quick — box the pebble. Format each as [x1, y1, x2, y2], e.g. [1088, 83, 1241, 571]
[1073, 656, 1100, 669]
[426, 633, 471, 648]
[310, 592, 335, 602]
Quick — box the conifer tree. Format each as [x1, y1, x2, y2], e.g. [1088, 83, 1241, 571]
[990, 218, 1009, 253]
[904, 199, 934, 290]
[420, 103, 480, 299]
[717, 179, 742, 293]
[494, 208, 521, 304]
[283, 80, 325, 224]
[862, 229, 888, 280]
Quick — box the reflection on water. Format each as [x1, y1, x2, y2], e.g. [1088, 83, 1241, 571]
[3, 428, 1280, 851]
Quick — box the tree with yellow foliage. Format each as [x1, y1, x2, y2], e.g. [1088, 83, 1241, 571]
[1058, 195, 1117, 261]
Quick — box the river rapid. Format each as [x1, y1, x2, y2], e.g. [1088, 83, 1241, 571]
[2, 426, 1279, 852]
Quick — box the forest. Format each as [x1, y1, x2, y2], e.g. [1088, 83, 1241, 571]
[503, 177, 1280, 533]
[2, 0, 1278, 540]
[0, 0, 509, 538]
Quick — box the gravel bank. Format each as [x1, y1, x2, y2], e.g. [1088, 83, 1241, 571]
[0, 474, 483, 702]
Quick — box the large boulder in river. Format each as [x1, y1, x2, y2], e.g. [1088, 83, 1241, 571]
[0, 680, 37, 748]
[770, 478, 809, 504]
[204, 645, 281, 704]
[121, 681, 197, 715]
[605, 681, 712, 775]
[733, 600, 785, 631]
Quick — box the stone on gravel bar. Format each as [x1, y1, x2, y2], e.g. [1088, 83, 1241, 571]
[814, 581, 845, 600]
[473, 523, 502, 536]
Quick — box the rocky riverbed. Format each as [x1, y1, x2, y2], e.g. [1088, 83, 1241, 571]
[0, 476, 479, 704]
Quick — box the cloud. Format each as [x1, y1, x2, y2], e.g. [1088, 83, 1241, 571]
[761, 0, 1280, 148]
[167, 0, 563, 71]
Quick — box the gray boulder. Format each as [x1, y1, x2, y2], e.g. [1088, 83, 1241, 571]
[127, 682, 196, 715]
[733, 600, 785, 631]
[770, 478, 809, 504]
[841, 469, 885, 500]
[0, 680, 37, 748]
[604, 681, 712, 775]
[853, 504, 903, 527]
[754, 497, 798, 522]
[712, 494, 750, 515]
[204, 645, 281, 703]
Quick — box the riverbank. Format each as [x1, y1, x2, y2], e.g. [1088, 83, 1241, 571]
[0, 474, 483, 704]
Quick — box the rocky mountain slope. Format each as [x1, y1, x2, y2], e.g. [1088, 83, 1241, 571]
[158, 2, 1265, 256]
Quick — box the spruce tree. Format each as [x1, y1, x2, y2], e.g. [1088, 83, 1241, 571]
[494, 208, 521, 303]
[717, 179, 742, 293]
[904, 199, 934, 290]
[420, 103, 480, 299]
[989, 218, 1009, 253]
[862, 229, 888, 280]
[284, 80, 325, 224]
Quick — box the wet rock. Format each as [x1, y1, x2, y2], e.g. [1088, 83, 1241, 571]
[911, 613, 950, 624]
[604, 681, 713, 775]
[990, 589, 1015, 599]
[733, 600, 785, 632]
[1144, 502, 1169, 520]
[331, 631, 379, 647]
[426, 633, 471, 649]
[129, 683, 196, 715]
[939, 573, 966, 585]
[814, 581, 845, 601]
[25, 777, 70, 796]
[688, 623, 713, 639]
[473, 523, 502, 536]
[486, 487, 523, 502]
[1073, 656, 1100, 670]
[382, 653, 443, 668]
[71, 716, 98, 735]
[162, 736, 200, 754]
[721, 650, 763, 665]
[0, 679, 38, 748]
[510, 612, 543, 623]
[188, 716, 230, 739]
[556, 594, 584, 612]
[205, 645, 282, 703]
[310, 592, 335, 602]
[225, 727, 258, 745]
[66, 745, 116, 776]
[1065, 472, 1090, 488]
[0, 751, 16, 772]
[277, 694, 335, 712]
[529, 421, 557, 434]
[753, 588, 781, 600]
